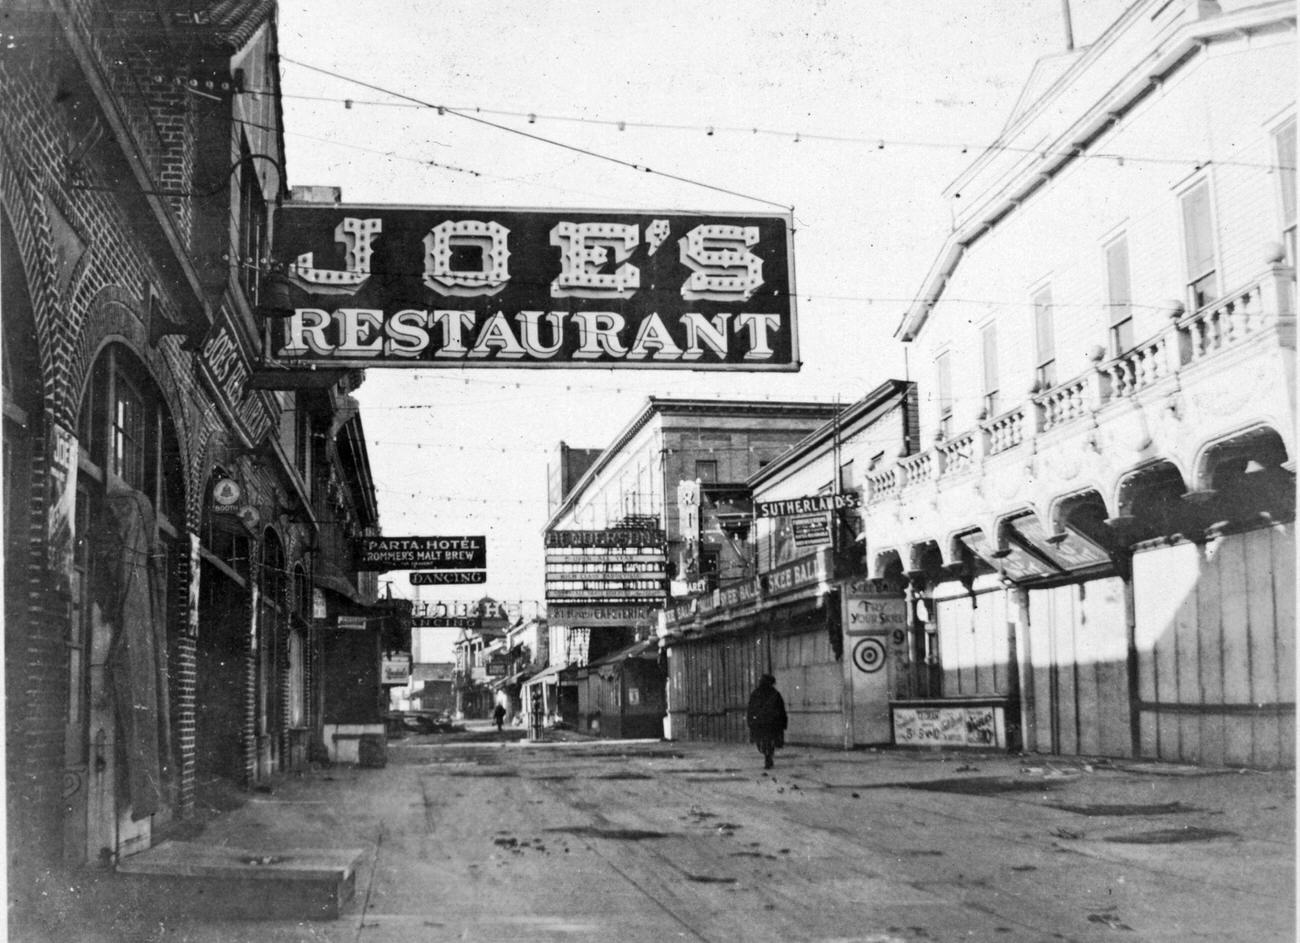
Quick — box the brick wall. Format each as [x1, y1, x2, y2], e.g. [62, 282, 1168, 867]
[3, 4, 304, 873]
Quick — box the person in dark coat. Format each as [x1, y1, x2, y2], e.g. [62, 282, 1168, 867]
[746, 674, 788, 769]
[493, 703, 507, 732]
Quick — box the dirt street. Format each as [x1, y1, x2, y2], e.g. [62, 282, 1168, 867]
[31, 727, 1296, 943]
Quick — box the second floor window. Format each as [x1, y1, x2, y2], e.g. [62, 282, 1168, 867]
[1106, 235, 1134, 355]
[239, 142, 268, 306]
[981, 323, 999, 418]
[1032, 286, 1056, 390]
[694, 459, 717, 484]
[934, 351, 952, 439]
[1275, 118, 1297, 266]
[1181, 180, 1217, 310]
[111, 372, 147, 490]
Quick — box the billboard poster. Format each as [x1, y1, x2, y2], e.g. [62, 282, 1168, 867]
[46, 423, 77, 594]
[892, 705, 1002, 748]
[267, 205, 798, 370]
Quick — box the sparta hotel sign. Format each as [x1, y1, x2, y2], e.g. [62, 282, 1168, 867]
[267, 205, 798, 370]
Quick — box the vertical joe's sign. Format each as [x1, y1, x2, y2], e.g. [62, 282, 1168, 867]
[267, 205, 798, 370]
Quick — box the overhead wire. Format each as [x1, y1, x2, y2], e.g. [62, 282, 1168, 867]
[263, 71, 1294, 174]
[277, 56, 795, 211]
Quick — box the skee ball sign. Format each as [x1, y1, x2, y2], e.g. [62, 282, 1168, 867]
[265, 204, 799, 370]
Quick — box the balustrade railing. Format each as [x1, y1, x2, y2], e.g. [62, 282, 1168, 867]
[1101, 332, 1178, 400]
[983, 407, 1025, 455]
[1181, 281, 1265, 362]
[898, 450, 937, 486]
[865, 270, 1291, 509]
[936, 431, 978, 476]
[1035, 375, 1091, 432]
[864, 465, 901, 506]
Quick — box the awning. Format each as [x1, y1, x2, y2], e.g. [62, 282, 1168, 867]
[313, 561, 366, 606]
[521, 663, 575, 687]
[490, 669, 531, 690]
[585, 638, 659, 669]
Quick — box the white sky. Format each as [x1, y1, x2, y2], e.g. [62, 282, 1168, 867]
[276, 1, 1129, 622]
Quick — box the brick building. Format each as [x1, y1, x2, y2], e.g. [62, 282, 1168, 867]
[543, 397, 842, 737]
[664, 381, 918, 747]
[1, 0, 390, 914]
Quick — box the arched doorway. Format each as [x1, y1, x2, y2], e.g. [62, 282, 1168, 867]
[196, 471, 252, 796]
[258, 528, 287, 779]
[73, 342, 183, 865]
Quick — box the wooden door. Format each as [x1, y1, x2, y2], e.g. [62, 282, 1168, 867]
[1025, 577, 1131, 758]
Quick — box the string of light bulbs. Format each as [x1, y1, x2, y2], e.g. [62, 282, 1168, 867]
[264, 64, 1293, 175]
[278, 56, 794, 210]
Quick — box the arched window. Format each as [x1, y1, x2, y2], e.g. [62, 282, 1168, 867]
[289, 563, 309, 729]
[73, 343, 183, 851]
[260, 529, 287, 768]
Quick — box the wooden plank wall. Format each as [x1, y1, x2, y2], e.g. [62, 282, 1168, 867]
[1134, 524, 1295, 768]
[670, 626, 853, 745]
[1025, 577, 1130, 758]
[935, 587, 1009, 698]
[771, 629, 842, 747]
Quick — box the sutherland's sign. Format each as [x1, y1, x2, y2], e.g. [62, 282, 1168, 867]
[268, 205, 798, 370]
[755, 492, 861, 518]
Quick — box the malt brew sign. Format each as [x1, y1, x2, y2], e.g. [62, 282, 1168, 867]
[266, 205, 798, 370]
[354, 536, 486, 571]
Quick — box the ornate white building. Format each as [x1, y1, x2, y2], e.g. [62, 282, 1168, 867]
[862, 0, 1295, 767]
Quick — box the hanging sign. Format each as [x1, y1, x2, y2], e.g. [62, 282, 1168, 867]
[410, 570, 487, 585]
[211, 477, 242, 513]
[792, 515, 831, 547]
[266, 205, 798, 371]
[412, 615, 481, 628]
[382, 652, 412, 685]
[354, 536, 486, 571]
[755, 492, 861, 518]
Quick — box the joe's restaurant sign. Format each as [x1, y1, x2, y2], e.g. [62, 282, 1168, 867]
[267, 205, 798, 370]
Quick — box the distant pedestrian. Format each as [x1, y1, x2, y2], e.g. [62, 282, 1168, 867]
[747, 674, 787, 770]
[493, 703, 507, 732]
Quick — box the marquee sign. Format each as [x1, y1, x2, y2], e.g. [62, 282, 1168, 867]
[266, 204, 798, 370]
[545, 528, 667, 603]
[547, 604, 659, 627]
[411, 615, 481, 628]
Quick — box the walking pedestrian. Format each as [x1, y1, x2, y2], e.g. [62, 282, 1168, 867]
[493, 702, 507, 732]
[746, 674, 787, 770]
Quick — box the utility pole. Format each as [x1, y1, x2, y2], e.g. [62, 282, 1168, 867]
[1061, 0, 1075, 50]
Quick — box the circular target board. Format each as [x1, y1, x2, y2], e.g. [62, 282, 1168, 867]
[852, 638, 887, 674]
